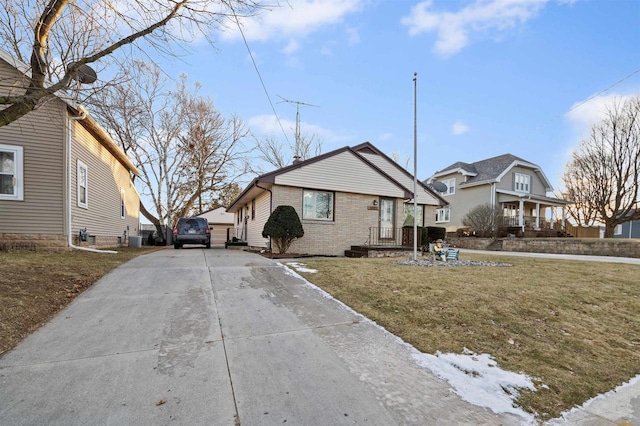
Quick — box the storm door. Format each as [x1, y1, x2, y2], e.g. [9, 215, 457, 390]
[379, 198, 395, 240]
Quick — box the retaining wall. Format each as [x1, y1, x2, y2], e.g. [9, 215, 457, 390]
[447, 237, 640, 258]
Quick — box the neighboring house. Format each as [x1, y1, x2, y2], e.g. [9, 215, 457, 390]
[196, 206, 235, 245]
[614, 210, 640, 239]
[0, 49, 140, 250]
[227, 142, 446, 256]
[425, 153, 571, 236]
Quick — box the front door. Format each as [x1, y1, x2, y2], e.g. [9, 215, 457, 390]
[379, 198, 395, 239]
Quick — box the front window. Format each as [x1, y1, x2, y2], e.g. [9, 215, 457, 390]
[403, 204, 424, 226]
[514, 173, 530, 193]
[0, 144, 24, 201]
[303, 189, 334, 220]
[614, 225, 623, 235]
[77, 160, 88, 209]
[436, 207, 450, 223]
[442, 178, 455, 195]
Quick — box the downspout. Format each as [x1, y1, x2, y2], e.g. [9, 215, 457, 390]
[255, 180, 273, 251]
[67, 107, 117, 254]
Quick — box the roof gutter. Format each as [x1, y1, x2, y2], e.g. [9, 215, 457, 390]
[67, 108, 117, 254]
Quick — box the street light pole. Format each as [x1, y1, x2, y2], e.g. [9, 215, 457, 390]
[413, 72, 418, 261]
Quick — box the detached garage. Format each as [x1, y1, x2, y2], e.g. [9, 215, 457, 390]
[196, 207, 235, 245]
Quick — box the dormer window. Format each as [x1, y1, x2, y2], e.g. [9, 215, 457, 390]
[514, 173, 530, 193]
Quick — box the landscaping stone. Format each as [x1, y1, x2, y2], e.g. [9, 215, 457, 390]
[394, 259, 513, 267]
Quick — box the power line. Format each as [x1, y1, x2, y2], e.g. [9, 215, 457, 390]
[228, 5, 290, 145]
[564, 68, 640, 115]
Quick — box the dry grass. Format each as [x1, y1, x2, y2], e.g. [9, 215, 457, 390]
[295, 254, 640, 421]
[0, 246, 164, 355]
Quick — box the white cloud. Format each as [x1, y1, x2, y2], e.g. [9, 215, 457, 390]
[401, 0, 557, 57]
[283, 39, 300, 55]
[223, 0, 363, 42]
[248, 114, 351, 143]
[452, 120, 469, 135]
[565, 92, 637, 126]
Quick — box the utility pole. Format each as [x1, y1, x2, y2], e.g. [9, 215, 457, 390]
[413, 72, 418, 261]
[277, 96, 319, 160]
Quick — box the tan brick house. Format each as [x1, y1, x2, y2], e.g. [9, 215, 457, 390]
[0, 49, 140, 250]
[227, 142, 446, 256]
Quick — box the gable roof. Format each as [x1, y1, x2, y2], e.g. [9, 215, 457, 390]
[429, 153, 552, 191]
[0, 48, 139, 176]
[228, 143, 448, 212]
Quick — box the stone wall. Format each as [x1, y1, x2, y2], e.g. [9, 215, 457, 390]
[447, 237, 640, 258]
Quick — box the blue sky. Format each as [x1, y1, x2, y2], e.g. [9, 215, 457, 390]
[163, 0, 640, 193]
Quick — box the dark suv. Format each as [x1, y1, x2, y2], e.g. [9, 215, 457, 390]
[172, 217, 211, 249]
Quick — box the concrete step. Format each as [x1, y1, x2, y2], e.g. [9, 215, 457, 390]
[345, 249, 367, 258]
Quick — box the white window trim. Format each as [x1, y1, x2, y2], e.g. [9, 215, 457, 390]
[614, 224, 623, 235]
[303, 189, 335, 221]
[77, 160, 88, 209]
[0, 144, 24, 201]
[120, 188, 126, 219]
[514, 173, 531, 193]
[436, 207, 450, 223]
[442, 178, 455, 195]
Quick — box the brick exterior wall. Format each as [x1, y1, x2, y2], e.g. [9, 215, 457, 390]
[447, 237, 640, 258]
[0, 233, 131, 251]
[272, 185, 381, 256]
[0, 233, 67, 251]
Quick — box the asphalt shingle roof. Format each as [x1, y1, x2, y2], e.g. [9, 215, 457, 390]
[437, 153, 532, 185]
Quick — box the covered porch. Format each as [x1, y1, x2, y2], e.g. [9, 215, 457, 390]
[497, 192, 572, 237]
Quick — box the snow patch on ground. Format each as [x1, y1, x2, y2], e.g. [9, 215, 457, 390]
[277, 262, 538, 423]
[284, 262, 318, 273]
[546, 374, 640, 424]
[412, 349, 536, 422]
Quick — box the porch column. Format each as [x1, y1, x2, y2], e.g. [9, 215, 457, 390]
[535, 203, 540, 230]
[561, 207, 566, 228]
[519, 199, 525, 231]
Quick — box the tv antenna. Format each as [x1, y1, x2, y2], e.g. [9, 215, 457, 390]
[277, 95, 319, 160]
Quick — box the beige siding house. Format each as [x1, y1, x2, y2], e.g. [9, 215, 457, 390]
[426, 154, 571, 236]
[0, 49, 140, 250]
[227, 143, 446, 256]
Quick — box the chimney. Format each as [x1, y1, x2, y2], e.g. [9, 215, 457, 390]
[292, 155, 301, 164]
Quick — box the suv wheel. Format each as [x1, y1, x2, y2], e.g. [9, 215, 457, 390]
[174, 243, 181, 249]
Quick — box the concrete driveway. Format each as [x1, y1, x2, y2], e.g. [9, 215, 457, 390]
[0, 249, 525, 425]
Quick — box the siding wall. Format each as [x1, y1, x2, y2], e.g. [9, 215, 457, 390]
[70, 119, 140, 240]
[0, 59, 66, 234]
[274, 150, 406, 198]
[246, 191, 271, 248]
[359, 152, 440, 205]
[435, 172, 492, 232]
[497, 165, 548, 194]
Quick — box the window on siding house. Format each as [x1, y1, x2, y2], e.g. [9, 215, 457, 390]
[0, 144, 24, 201]
[614, 224, 622, 235]
[436, 207, 450, 223]
[77, 160, 88, 209]
[303, 189, 334, 221]
[402, 204, 424, 226]
[120, 189, 126, 219]
[514, 173, 530, 193]
[441, 178, 455, 195]
[251, 199, 255, 220]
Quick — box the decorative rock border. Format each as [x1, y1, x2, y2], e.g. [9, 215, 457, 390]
[395, 259, 513, 267]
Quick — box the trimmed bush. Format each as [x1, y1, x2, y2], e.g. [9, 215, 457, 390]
[426, 226, 446, 242]
[262, 205, 304, 254]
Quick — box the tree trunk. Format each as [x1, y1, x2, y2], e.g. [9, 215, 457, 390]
[603, 222, 616, 238]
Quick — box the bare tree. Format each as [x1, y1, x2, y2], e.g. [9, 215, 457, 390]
[391, 151, 411, 171]
[253, 132, 323, 171]
[462, 203, 504, 238]
[90, 64, 249, 239]
[560, 96, 640, 237]
[0, 0, 263, 126]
